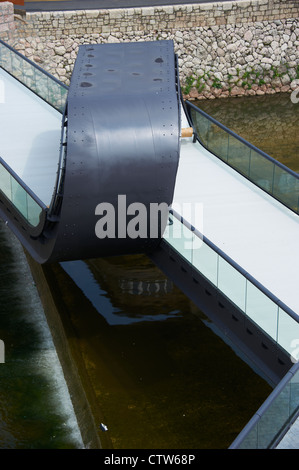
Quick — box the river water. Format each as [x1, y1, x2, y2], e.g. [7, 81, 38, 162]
[0, 92, 297, 449]
[0, 223, 83, 449]
[194, 92, 299, 171]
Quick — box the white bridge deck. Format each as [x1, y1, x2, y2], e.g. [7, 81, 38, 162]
[173, 110, 299, 318]
[0, 68, 62, 205]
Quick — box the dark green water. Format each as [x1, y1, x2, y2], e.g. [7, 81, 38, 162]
[0, 224, 83, 449]
[50, 256, 271, 449]
[0, 92, 297, 449]
[193, 92, 299, 171]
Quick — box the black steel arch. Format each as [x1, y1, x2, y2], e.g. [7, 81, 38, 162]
[51, 40, 181, 261]
[2, 40, 181, 263]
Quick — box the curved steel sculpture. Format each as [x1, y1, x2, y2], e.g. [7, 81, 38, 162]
[1, 40, 181, 263]
[52, 40, 181, 261]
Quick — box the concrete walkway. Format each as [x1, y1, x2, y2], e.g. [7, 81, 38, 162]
[0, 68, 62, 205]
[174, 109, 299, 319]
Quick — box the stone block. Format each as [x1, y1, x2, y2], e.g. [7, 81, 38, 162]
[141, 7, 154, 16]
[0, 22, 9, 32]
[222, 3, 234, 11]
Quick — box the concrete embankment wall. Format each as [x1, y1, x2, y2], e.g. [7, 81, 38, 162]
[0, 0, 298, 97]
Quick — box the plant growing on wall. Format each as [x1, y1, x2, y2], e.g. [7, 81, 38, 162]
[182, 61, 299, 96]
[182, 75, 196, 95]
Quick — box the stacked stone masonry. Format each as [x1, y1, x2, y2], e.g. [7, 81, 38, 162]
[0, 2, 15, 35]
[1, 0, 299, 99]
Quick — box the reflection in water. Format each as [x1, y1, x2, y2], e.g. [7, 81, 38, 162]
[46, 254, 272, 449]
[61, 260, 181, 325]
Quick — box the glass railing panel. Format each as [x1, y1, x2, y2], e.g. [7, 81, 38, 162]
[11, 51, 23, 81]
[190, 108, 229, 161]
[290, 370, 299, 417]
[48, 79, 68, 113]
[27, 195, 43, 227]
[235, 384, 293, 449]
[187, 101, 299, 215]
[0, 164, 12, 200]
[164, 213, 193, 263]
[277, 307, 299, 359]
[0, 40, 67, 112]
[256, 384, 292, 448]
[11, 177, 28, 220]
[249, 148, 275, 193]
[190, 108, 210, 149]
[218, 257, 246, 310]
[0, 44, 12, 72]
[0, 161, 44, 228]
[2, 45, 23, 82]
[231, 364, 299, 449]
[273, 165, 299, 213]
[245, 280, 278, 341]
[236, 425, 259, 449]
[205, 122, 229, 161]
[254, 371, 299, 448]
[35, 67, 50, 104]
[22, 59, 37, 93]
[227, 133, 251, 177]
[192, 240, 218, 286]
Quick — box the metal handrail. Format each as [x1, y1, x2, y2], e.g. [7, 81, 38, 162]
[0, 39, 69, 224]
[0, 157, 46, 211]
[0, 39, 68, 112]
[48, 106, 68, 216]
[0, 156, 47, 234]
[185, 100, 299, 180]
[229, 360, 299, 449]
[169, 207, 299, 324]
[0, 38, 68, 92]
[185, 101, 299, 215]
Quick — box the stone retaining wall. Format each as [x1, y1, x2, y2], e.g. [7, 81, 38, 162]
[11, 0, 299, 37]
[1, 0, 299, 99]
[0, 1, 15, 36]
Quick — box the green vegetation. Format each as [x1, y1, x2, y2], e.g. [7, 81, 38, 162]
[182, 74, 196, 94]
[181, 61, 299, 96]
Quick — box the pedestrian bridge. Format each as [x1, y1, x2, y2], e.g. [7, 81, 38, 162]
[1, 39, 299, 442]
